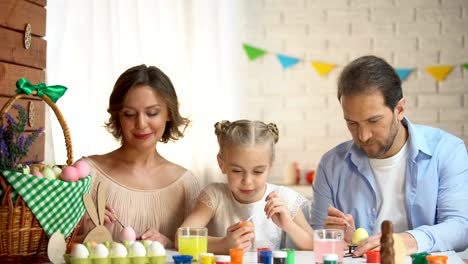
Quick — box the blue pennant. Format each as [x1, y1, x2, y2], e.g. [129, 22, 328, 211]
[276, 54, 301, 69]
[395, 68, 413, 81]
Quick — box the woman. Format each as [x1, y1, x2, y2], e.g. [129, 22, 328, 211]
[81, 64, 200, 248]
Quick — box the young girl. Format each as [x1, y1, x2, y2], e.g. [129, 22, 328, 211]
[178, 120, 314, 254]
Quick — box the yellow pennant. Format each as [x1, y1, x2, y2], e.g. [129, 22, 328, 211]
[425, 65, 454, 81]
[311, 61, 336, 77]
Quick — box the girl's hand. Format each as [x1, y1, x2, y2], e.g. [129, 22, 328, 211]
[140, 229, 173, 248]
[222, 222, 254, 252]
[265, 192, 293, 230]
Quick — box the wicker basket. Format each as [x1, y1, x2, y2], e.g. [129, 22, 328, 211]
[0, 90, 80, 257]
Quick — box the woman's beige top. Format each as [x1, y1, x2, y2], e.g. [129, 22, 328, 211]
[82, 157, 201, 242]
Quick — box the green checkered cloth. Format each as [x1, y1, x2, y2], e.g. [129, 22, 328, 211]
[1, 170, 91, 238]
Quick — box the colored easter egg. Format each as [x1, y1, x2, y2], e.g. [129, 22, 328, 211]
[119, 226, 137, 242]
[60, 166, 80, 182]
[74, 159, 90, 179]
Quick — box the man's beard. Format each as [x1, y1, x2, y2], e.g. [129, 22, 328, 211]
[359, 117, 399, 159]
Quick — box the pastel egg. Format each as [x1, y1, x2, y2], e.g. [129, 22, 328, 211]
[352, 227, 369, 245]
[119, 226, 137, 242]
[74, 159, 90, 179]
[60, 166, 80, 182]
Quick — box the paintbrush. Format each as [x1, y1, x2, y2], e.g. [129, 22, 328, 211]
[329, 204, 355, 231]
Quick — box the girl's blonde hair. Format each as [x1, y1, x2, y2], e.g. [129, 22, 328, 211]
[214, 120, 279, 162]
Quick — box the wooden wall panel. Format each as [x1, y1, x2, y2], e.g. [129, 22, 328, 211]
[0, 0, 46, 37]
[0, 96, 45, 131]
[0, 62, 45, 96]
[0, 27, 46, 69]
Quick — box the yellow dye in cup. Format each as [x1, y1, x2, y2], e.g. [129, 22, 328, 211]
[178, 236, 208, 260]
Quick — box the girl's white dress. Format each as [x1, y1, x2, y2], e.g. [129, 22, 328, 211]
[199, 182, 307, 249]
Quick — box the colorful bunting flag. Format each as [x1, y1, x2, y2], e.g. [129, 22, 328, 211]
[425, 66, 453, 81]
[276, 54, 301, 69]
[395, 68, 414, 81]
[242, 43, 465, 82]
[243, 44, 267, 61]
[311, 62, 336, 77]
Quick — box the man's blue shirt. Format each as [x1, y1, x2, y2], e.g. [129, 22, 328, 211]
[311, 118, 468, 252]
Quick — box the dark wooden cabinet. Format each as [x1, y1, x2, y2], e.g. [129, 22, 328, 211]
[0, 0, 47, 162]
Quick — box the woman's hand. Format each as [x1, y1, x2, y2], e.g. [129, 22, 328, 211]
[222, 222, 254, 252]
[103, 205, 117, 230]
[323, 206, 355, 243]
[140, 229, 174, 248]
[265, 192, 294, 231]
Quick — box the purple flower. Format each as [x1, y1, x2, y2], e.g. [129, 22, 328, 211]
[0, 104, 44, 170]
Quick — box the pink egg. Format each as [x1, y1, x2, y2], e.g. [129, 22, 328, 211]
[119, 226, 136, 242]
[74, 159, 90, 179]
[60, 166, 80, 182]
[32, 171, 44, 178]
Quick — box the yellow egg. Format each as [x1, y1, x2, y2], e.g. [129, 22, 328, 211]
[352, 227, 369, 245]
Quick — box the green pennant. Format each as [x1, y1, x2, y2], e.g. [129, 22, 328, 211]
[243, 44, 267, 61]
[463, 64, 468, 70]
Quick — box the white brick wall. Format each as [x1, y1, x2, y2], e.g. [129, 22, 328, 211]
[238, 0, 468, 183]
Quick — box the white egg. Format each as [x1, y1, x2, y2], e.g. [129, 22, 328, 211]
[130, 241, 147, 257]
[148, 241, 165, 256]
[111, 243, 128, 257]
[93, 243, 109, 258]
[70, 244, 89, 258]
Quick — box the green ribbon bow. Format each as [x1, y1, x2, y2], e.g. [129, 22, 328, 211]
[15, 78, 67, 103]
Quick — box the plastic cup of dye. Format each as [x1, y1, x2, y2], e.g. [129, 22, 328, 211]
[230, 248, 244, 264]
[323, 253, 338, 264]
[282, 248, 295, 264]
[365, 250, 380, 263]
[426, 255, 448, 264]
[215, 255, 231, 264]
[313, 229, 345, 264]
[173, 254, 193, 264]
[178, 227, 208, 261]
[257, 247, 271, 263]
[200, 253, 215, 264]
[272, 250, 287, 264]
[259, 250, 273, 264]
[411, 252, 431, 264]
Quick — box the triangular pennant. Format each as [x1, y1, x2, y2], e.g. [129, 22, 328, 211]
[242, 44, 267, 61]
[276, 54, 301, 69]
[395, 68, 414, 81]
[463, 63, 468, 70]
[311, 61, 336, 77]
[425, 65, 454, 81]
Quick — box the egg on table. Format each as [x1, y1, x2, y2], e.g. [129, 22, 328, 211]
[93, 243, 110, 258]
[148, 241, 166, 256]
[70, 244, 89, 258]
[111, 243, 128, 257]
[130, 241, 147, 257]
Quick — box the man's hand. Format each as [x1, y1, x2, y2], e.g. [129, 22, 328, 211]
[324, 206, 355, 243]
[353, 232, 418, 256]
